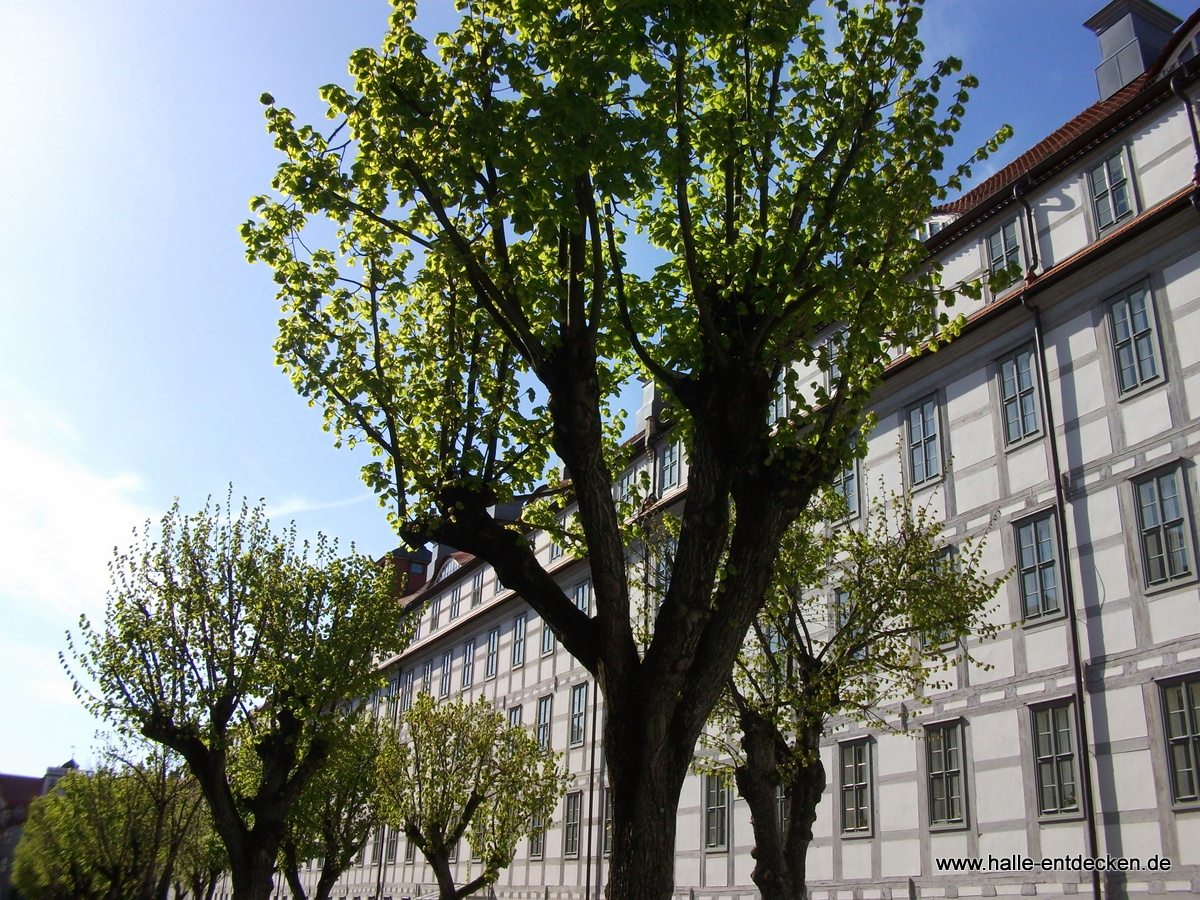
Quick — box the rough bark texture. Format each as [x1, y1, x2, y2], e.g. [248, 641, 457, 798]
[734, 712, 826, 900]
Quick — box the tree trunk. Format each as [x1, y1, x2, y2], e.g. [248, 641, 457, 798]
[734, 713, 825, 900]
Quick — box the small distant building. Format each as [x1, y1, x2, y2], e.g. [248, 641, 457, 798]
[0, 761, 77, 900]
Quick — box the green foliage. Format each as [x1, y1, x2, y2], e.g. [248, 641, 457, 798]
[708, 484, 1005, 770]
[241, 0, 1009, 535]
[64, 494, 413, 900]
[376, 693, 566, 897]
[11, 752, 215, 900]
[277, 714, 387, 900]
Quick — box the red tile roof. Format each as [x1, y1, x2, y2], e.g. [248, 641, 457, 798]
[935, 75, 1149, 216]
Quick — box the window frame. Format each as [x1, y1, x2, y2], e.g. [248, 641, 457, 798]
[439, 650, 453, 698]
[1134, 465, 1195, 589]
[529, 815, 545, 860]
[1015, 512, 1062, 622]
[1109, 282, 1163, 397]
[471, 571, 484, 607]
[460, 639, 475, 688]
[659, 440, 682, 493]
[400, 670, 414, 712]
[703, 773, 729, 851]
[1088, 148, 1135, 234]
[999, 345, 1040, 446]
[541, 620, 556, 656]
[832, 459, 859, 519]
[1032, 701, 1080, 818]
[926, 721, 968, 829]
[574, 578, 591, 615]
[563, 792, 582, 858]
[1160, 674, 1200, 806]
[512, 613, 527, 667]
[448, 584, 461, 620]
[508, 705, 522, 728]
[906, 395, 942, 488]
[536, 694, 553, 749]
[485, 627, 499, 679]
[839, 738, 873, 836]
[985, 219, 1022, 296]
[428, 594, 441, 632]
[569, 682, 588, 746]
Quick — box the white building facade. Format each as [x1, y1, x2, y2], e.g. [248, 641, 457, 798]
[273, 3, 1200, 899]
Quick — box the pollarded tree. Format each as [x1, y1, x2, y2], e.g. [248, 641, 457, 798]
[705, 488, 1003, 900]
[242, 2, 1007, 898]
[375, 694, 565, 900]
[66, 496, 411, 900]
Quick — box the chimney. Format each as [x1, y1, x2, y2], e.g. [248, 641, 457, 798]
[384, 544, 433, 595]
[1086, 0, 1182, 100]
[636, 376, 664, 440]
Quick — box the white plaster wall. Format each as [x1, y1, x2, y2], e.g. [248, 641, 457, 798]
[1039, 820, 1089, 860]
[1120, 387, 1173, 447]
[880, 838, 921, 877]
[970, 709, 1021, 761]
[841, 839, 873, 879]
[955, 464, 1001, 516]
[1104, 749, 1156, 812]
[1130, 107, 1194, 209]
[1007, 441, 1050, 494]
[1147, 588, 1200, 643]
[1036, 175, 1090, 270]
[878, 781, 919, 833]
[974, 765, 1028, 823]
[1025, 623, 1071, 672]
[977, 828, 1029, 863]
[947, 414, 995, 470]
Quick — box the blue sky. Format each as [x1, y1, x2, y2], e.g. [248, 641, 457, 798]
[0, 0, 1193, 776]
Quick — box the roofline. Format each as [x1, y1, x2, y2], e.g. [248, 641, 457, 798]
[927, 56, 1200, 254]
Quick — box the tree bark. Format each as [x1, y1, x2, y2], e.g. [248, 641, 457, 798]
[734, 712, 825, 900]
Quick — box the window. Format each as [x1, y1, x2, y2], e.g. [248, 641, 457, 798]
[704, 774, 728, 849]
[832, 460, 858, 518]
[986, 220, 1021, 292]
[840, 740, 872, 834]
[776, 783, 789, 832]
[907, 396, 941, 486]
[448, 585, 461, 620]
[386, 828, 398, 863]
[440, 651, 453, 698]
[833, 587, 866, 660]
[536, 695, 553, 748]
[372, 828, 384, 864]
[660, 441, 681, 493]
[429, 595, 441, 632]
[927, 722, 966, 826]
[461, 639, 475, 688]
[508, 705, 522, 727]
[1000, 347, 1039, 444]
[529, 816, 545, 859]
[471, 571, 484, 607]
[1016, 514, 1060, 620]
[769, 373, 789, 425]
[1089, 150, 1133, 232]
[1136, 467, 1193, 586]
[550, 516, 566, 560]
[485, 627, 499, 678]
[541, 621, 555, 656]
[1032, 703, 1079, 815]
[563, 792, 582, 858]
[448, 840, 457, 863]
[824, 329, 846, 390]
[616, 468, 636, 504]
[493, 570, 504, 595]
[400, 670, 414, 712]
[1111, 285, 1161, 395]
[405, 838, 415, 864]
[512, 614, 527, 666]
[1162, 675, 1200, 804]
[602, 786, 613, 856]
[421, 659, 433, 695]
[574, 579, 591, 615]
[570, 683, 588, 746]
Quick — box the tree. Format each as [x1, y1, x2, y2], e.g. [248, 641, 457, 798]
[242, 2, 1007, 898]
[275, 714, 386, 900]
[375, 693, 565, 900]
[11, 752, 211, 900]
[66, 496, 412, 900]
[704, 488, 1003, 900]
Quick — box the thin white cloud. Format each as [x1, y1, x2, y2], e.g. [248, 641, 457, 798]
[267, 492, 374, 520]
[0, 400, 153, 624]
